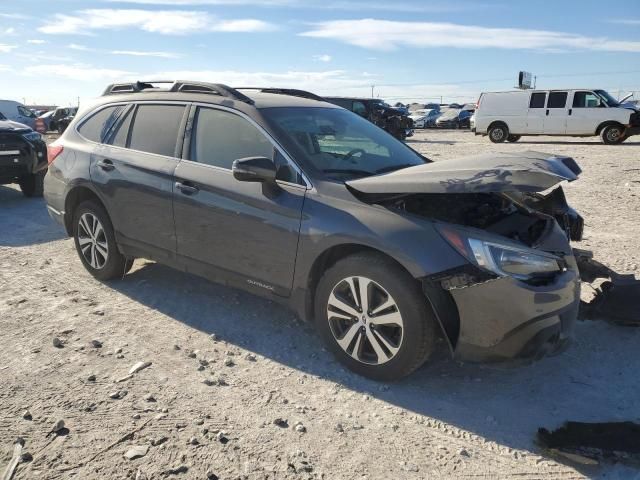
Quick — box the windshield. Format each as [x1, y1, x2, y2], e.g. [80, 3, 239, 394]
[262, 107, 427, 180]
[594, 90, 619, 107]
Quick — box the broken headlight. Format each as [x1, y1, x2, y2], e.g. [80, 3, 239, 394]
[439, 226, 562, 281]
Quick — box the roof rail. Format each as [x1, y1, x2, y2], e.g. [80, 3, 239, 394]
[237, 87, 324, 102]
[101, 81, 254, 105]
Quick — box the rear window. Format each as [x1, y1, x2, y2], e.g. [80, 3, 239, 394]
[547, 92, 568, 109]
[529, 92, 546, 108]
[128, 104, 185, 157]
[78, 105, 126, 143]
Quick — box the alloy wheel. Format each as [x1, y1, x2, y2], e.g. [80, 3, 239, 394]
[491, 128, 505, 141]
[77, 213, 109, 270]
[327, 276, 404, 365]
[606, 128, 621, 143]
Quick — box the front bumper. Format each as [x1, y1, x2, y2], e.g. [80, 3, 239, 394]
[426, 265, 580, 363]
[0, 135, 47, 183]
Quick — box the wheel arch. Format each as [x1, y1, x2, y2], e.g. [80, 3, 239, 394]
[595, 120, 624, 135]
[63, 185, 107, 236]
[488, 120, 509, 132]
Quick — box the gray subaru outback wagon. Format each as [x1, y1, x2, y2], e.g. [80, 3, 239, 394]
[44, 81, 585, 380]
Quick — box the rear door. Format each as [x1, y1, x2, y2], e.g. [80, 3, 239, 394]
[543, 91, 568, 134]
[526, 91, 547, 133]
[88, 102, 187, 262]
[173, 105, 306, 296]
[566, 91, 604, 134]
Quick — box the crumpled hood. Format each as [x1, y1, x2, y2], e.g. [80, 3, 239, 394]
[346, 151, 581, 195]
[0, 120, 31, 134]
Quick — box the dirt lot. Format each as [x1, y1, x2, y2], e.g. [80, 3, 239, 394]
[1, 130, 639, 479]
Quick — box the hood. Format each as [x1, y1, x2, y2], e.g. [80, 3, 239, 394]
[346, 151, 581, 196]
[0, 120, 31, 134]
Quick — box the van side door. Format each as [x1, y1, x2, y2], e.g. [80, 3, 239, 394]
[566, 91, 604, 135]
[526, 91, 547, 134]
[543, 91, 568, 135]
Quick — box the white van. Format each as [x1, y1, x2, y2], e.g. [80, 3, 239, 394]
[0, 100, 37, 130]
[473, 89, 639, 144]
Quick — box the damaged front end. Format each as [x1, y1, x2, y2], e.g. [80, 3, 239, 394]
[348, 151, 639, 362]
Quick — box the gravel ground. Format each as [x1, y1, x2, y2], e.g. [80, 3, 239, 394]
[1, 129, 639, 479]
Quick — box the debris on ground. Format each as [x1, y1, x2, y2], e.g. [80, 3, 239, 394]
[129, 361, 152, 375]
[1, 438, 24, 480]
[124, 445, 149, 460]
[52, 337, 63, 348]
[538, 421, 640, 465]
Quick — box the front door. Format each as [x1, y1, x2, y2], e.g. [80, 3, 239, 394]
[566, 91, 604, 135]
[543, 91, 568, 135]
[173, 106, 306, 296]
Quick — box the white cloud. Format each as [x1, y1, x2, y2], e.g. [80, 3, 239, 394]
[27, 39, 47, 44]
[610, 19, 640, 26]
[0, 13, 30, 20]
[301, 19, 640, 53]
[313, 54, 332, 62]
[24, 64, 134, 82]
[110, 49, 180, 58]
[0, 44, 16, 53]
[4, 27, 16, 35]
[68, 43, 93, 51]
[0, 64, 11, 72]
[39, 9, 276, 35]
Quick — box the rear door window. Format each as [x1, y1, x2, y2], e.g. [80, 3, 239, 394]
[547, 92, 568, 109]
[352, 101, 367, 117]
[128, 104, 186, 157]
[78, 105, 126, 143]
[529, 92, 547, 108]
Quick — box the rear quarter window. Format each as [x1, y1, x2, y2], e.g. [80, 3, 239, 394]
[78, 105, 126, 143]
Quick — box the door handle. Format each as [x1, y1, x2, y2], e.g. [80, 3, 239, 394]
[96, 159, 115, 171]
[546, 109, 549, 116]
[568, 109, 572, 115]
[175, 181, 199, 195]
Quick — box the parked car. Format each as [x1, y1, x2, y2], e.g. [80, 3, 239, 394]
[409, 108, 440, 128]
[0, 118, 48, 196]
[56, 108, 78, 134]
[435, 108, 474, 129]
[474, 89, 640, 144]
[323, 97, 414, 140]
[38, 107, 78, 133]
[45, 80, 587, 380]
[0, 100, 38, 129]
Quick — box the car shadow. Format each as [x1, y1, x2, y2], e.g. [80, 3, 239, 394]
[111, 260, 640, 476]
[0, 185, 67, 246]
[516, 140, 640, 146]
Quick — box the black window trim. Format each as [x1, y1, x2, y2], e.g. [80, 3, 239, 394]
[182, 102, 311, 190]
[75, 102, 130, 145]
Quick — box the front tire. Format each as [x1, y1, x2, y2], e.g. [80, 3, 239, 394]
[73, 201, 133, 281]
[488, 124, 508, 143]
[601, 124, 625, 145]
[314, 253, 437, 381]
[19, 170, 46, 197]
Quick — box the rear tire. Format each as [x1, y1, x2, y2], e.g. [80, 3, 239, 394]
[19, 170, 46, 197]
[507, 135, 521, 143]
[488, 124, 508, 143]
[600, 124, 625, 145]
[314, 253, 437, 381]
[72, 200, 133, 281]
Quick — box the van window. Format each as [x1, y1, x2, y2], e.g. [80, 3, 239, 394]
[128, 104, 185, 157]
[190, 107, 274, 170]
[529, 92, 546, 108]
[78, 105, 126, 143]
[547, 92, 568, 109]
[573, 91, 601, 108]
[17, 106, 36, 118]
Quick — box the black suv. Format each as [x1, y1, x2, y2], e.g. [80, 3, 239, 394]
[45, 81, 588, 380]
[323, 97, 414, 140]
[0, 116, 48, 196]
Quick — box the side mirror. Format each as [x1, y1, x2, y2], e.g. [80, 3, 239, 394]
[232, 156, 277, 183]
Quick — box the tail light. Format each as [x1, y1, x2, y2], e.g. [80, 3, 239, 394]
[47, 145, 63, 165]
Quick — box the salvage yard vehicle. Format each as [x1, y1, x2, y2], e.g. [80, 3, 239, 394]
[434, 108, 474, 129]
[0, 118, 47, 196]
[0, 100, 38, 130]
[46, 80, 596, 380]
[323, 96, 414, 141]
[409, 108, 440, 128]
[474, 89, 640, 144]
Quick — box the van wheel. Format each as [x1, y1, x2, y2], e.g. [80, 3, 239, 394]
[73, 200, 133, 281]
[601, 125, 625, 145]
[314, 253, 437, 381]
[488, 124, 508, 143]
[19, 170, 46, 197]
[507, 135, 521, 143]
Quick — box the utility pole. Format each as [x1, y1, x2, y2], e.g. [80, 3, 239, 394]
[371, 85, 375, 98]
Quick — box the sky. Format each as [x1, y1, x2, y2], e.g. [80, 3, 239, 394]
[1, 0, 639, 107]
